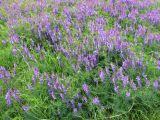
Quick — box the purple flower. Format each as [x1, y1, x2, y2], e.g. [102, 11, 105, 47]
[141, 9, 160, 25]
[37, 0, 47, 9]
[39, 76, 43, 84]
[122, 76, 129, 87]
[157, 60, 160, 70]
[92, 97, 100, 105]
[136, 76, 142, 88]
[126, 91, 130, 97]
[153, 80, 159, 90]
[135, 25, 146, 37]
[122, 59, 130, 70]
[52, 6, 58, 15]
[145, 33, 155, 44]
[61, 84, 67, 95]
[5, 71, 10, 80]
[32, 76, 36, 85]
[118, 67, 123, 78]
[107, 42, 114, 51]
[128, 8, 138, 21]
[71, 100, 75, 108]
[10, 34, 19, 43]
[12, 47, 17, 55]
[34, 67, 39, 78]
[39, 13, 51, 30]
[82, 83, 89, 95]
[5, 89, 12, 106]
[12, 89, 20, 102]
[78, 103, 82, 110]
[54, 80, 60, 90]
[50, 91, 56, 100]
[23, 44, 31, 57]
[36, 44, 41, 53]
[111, 63, 116, 73]
[0, 71, 4, 80]
[46, 74, 52, 88]
[99, 69, 105, 82]
[143, 75, 150, 87]
[156, 34, 160, 42]
[131, 80, 137, 90]
[73, 108, 78, 117]
[114, 85, 119, 95]
[60, 93, 64, 101]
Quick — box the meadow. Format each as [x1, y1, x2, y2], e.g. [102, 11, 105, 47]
[0, 0, 160, 119]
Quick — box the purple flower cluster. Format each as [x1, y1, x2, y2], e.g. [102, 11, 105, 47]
[92, 97, 100, 105]
[82, 83, 89, 95]
[32, 67, 40, 85]
[140, 9, 160, 25]
[44, 73, 67, 101]
[5, 89, 20, 106]
[0, 66, 11, 86]
[0, 66, 21, 106]
[99, 68, 105, 82]
[1, 0, 160, 117]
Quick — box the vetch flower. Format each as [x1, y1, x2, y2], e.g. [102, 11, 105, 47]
[12, 89, 20, 102]
[99, 68, 105, 82]
[82, 83, 89, 95]
[61, 84, 67, 95]
[12, 47, 17, 56]
[122, 59, 130, 70]
[46, 73, 52, 88]
[153, 80, 159, 90]
[114, 85, 119, 95]
[60, 93, 64, 101]
[73, 108, 78, 117]
[5, 71, 10, 80]
[32, 76, 36, 85]
[22, 44, 31, 58]
[122, 76, 129, 88]
[34, 67, 39, 78]
[143, 75, 150, 87]
[39, 76, 43, 84]
[131, 80, 137, 90]
[92, 97, 100, 105]
[126, 91, 130, 97]
[5, 89, 20, 106]
[5, 89, 12, 106]
[71, 100, 75, 108]
[136, 76, 142, 88]
[111, 63, 116, 73]
[10, 34, 19, 43]
[135, 25, 146, 37]
[50, 90, 56, 100]
[78, 103, 82, 110]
